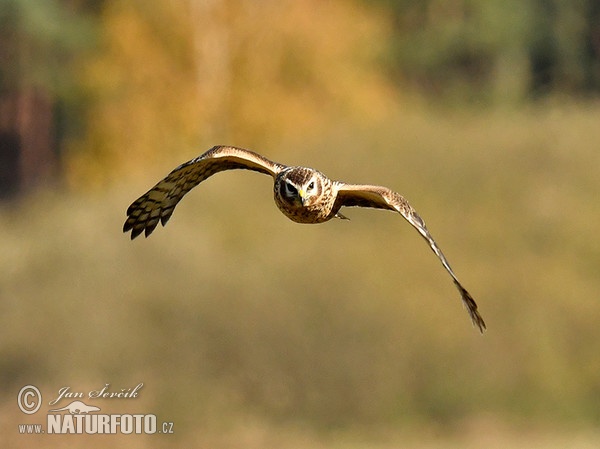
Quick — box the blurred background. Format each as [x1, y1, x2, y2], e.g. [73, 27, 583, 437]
[1, 0, 600, 447]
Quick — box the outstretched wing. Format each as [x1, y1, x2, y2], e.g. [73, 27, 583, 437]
[123, 146, 285, 239]
[334, 183, 486, 333]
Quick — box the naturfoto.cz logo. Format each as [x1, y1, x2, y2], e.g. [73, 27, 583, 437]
[17, 383, 174, 436]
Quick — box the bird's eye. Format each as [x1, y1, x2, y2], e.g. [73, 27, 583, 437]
[307, 181, 315, 191]
[285, 183, 297, 195]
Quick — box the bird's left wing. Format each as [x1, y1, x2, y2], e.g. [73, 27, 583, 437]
[334, 183, 486, 333]
[124, 146, 285, 239]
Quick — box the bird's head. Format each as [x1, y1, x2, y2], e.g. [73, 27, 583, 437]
[278, 167, 324, 207]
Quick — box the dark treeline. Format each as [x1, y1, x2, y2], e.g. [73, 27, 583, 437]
[371, 0, 600, 101]
[0, 0, 101, 197]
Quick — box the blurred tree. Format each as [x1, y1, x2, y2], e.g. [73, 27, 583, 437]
[369, 0, 600, 102]
[0, 0, 98, 198]
[528, 0, 600, 96]
[67, 0, 394, 186]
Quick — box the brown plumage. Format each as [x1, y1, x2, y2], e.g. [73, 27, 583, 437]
[124, 145, 486, 333]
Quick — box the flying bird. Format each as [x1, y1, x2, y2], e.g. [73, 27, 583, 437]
[124, 145, 486, 332]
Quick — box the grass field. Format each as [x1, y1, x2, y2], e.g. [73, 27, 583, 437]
[1, 103, 600, 447]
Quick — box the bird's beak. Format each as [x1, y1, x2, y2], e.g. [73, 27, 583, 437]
[298, 189, 306, 206]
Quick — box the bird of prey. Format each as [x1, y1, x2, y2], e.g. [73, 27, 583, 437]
[124, 145, 486, 332]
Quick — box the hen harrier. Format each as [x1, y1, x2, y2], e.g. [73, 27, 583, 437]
[124, 146, 486, 332]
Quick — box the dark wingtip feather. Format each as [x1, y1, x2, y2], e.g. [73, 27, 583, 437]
[160, 213, 172, 226]
[143, 220, 159, 238]
[454, 280, 486, 334]
[129, 226, 143, 240]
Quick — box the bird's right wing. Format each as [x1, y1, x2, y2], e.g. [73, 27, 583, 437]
[123, 146, 285, 239]
[335, 183, 486, 333]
